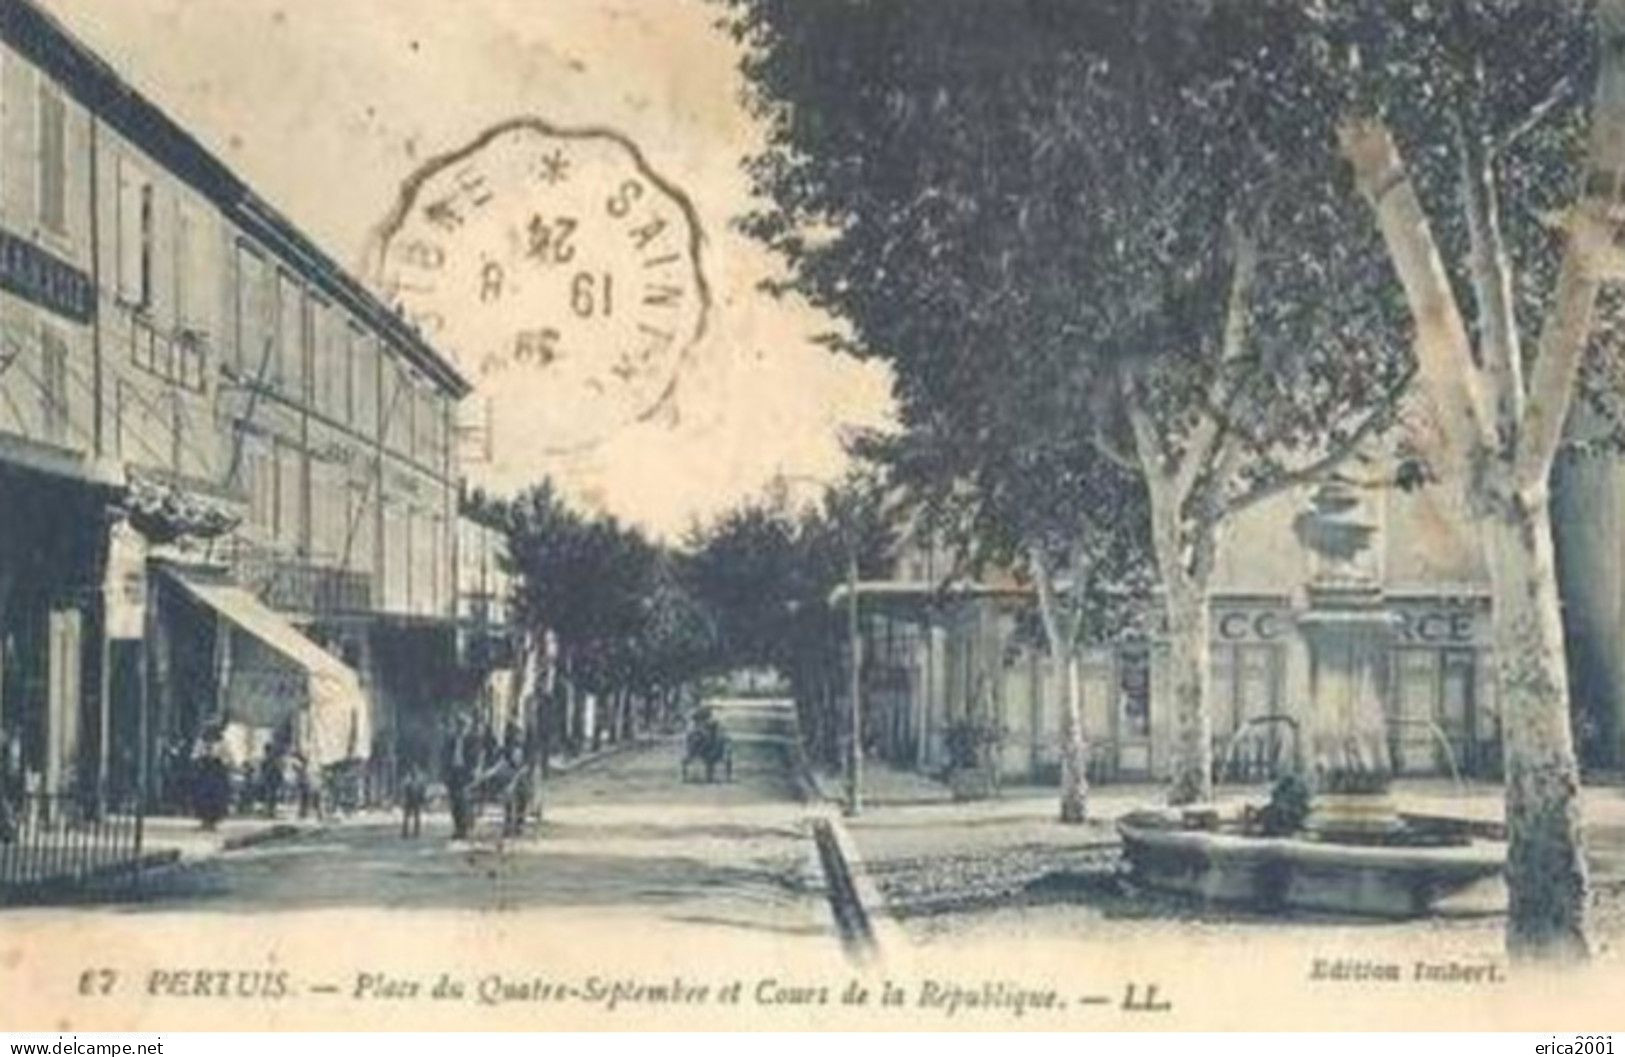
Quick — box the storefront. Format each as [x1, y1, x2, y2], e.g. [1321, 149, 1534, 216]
[879, 585, 1501, 787]
[141, 561, 370, 807]
[1387, 592, 1495, 778]
[0, 461, 118, 802]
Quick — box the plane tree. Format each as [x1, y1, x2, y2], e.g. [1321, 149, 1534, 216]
[725, 0, 1413, 807]
[1318, 0, 1625, 960]
[861, 412, 1153, 823]
[685, 476, 894, 767]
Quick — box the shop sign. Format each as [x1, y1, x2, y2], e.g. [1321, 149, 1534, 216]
[0, 228, 95, 324]
[1393, 604, 1481, 645]
[1212, 605, 1290, 642]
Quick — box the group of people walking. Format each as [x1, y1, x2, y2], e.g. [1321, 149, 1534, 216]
[160, 711, 542, 840]
[426, 714, 536, 841]
[172, 722, 331, 831]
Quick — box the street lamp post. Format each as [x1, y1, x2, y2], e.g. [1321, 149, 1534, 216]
[845, 541, 862, 818]
[774, 471, 864, 817]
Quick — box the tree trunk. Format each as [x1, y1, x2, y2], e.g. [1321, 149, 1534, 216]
[570, 683, 587, 755]
[824, 675, 839, 767]
[1030, 546, 1088, 824]
[558, 651, 573, 753]
[1144, 470, 1213, 806]
[530, 633, 553, 778]
[1056, 651, 1088, 823]
[536, 690, 552, 778]
[1164, 579, 1213, 805]
[1486, 490, 1593, 960]
[1340, 108, 1600, 961]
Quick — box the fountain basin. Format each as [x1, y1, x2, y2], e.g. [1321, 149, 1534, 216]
[1118, 808, 1505, 918]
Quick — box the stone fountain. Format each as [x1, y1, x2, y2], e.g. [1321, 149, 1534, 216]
[1116, 469, 1506, 918]
[1292, 472, 1403, 842]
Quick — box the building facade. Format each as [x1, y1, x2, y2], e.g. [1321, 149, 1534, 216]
[455, 514, 519, 737]
[855, 472, 1502, 786]
[0, 0, 472, 807]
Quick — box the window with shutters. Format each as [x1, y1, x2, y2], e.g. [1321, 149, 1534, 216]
[407, 506, 426, 613]
[39, 324, 68, 444]
[383, 498, 409, 612]
[350, 328, 378, 439]
[415, 385, 436, 466]
[309, 297, 329, 416]
[234, 243, 269, 378]
[383, 359, 413, 455]
[242, 433, 274, 534]
[274, 439, 306, 552]
[346, 475, 376, 579]
[429, 513, 445, 616]
[275, 272, 302, 396]
[174, 202, 209, 333]
[309, 458, 345, 561]
[37, 82, 68, 237]
[116, 158, 153, 308]
[312, 299, 346, 422]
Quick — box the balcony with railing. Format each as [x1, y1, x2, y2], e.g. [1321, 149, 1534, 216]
[228, 545, 373, 617]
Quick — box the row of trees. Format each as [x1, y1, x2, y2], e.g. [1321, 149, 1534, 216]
[482, 475, 889, 771]
[723, 0, 1625, 961]
[483, 483, 713, 762]
[683, 476, 894, 765]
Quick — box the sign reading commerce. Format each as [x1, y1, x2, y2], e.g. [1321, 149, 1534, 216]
[0, 229, 95, 324]
[372, 119, 710, 457]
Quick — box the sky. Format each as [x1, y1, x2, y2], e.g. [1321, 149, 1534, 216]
[41, 0, 893, 538]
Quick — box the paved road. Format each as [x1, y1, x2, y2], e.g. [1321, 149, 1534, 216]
[122, 716, 827, 945]
[0, 706, 860, 1030]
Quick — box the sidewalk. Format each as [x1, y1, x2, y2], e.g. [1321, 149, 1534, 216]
[140, 812, 330, 862]
[815, 757, 1625, 827]
[137, 737, 664, 859]
[543, 734, 663, 777]
[818, 758, 1625, 920]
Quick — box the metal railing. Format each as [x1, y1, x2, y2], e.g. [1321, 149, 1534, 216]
[0, 786, 146, 904]
[231, 547, 373, 615]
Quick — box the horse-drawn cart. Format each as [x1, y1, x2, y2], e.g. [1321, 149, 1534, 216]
[681, 710, 734, 783]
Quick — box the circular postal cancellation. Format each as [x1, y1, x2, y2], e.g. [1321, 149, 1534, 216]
[372, 118, 710, 456]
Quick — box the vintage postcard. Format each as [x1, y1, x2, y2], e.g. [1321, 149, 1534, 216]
[1, 0, 1624, 1034]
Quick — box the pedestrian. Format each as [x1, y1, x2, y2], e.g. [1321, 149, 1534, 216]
[442, 717, 475, 840]
[292, 753, 317, 819]
[260, 750, 284, 818]
[161, 735, 189, 813]
[500, 746, 531, 838]
[236, 756, 257, 815]
[400, 762, 426, 839]
[191, 729, 232, 831]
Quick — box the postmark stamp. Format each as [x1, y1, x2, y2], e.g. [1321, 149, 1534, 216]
[370, 118, 710, 456]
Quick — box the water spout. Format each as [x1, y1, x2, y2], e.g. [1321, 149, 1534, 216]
[1387, 717, 1466, 798]
[1216, 714, 1302, 784]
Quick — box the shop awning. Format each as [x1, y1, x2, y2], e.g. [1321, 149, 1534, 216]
[163, 568, 370, 767]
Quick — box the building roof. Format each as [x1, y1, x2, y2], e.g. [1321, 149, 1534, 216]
[828, 579, 1032, 607]
[0, 0, 472, 398]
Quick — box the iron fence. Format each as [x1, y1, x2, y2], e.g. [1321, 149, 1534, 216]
[0, 787, 146, 904]
[226, 543, 373, 615]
